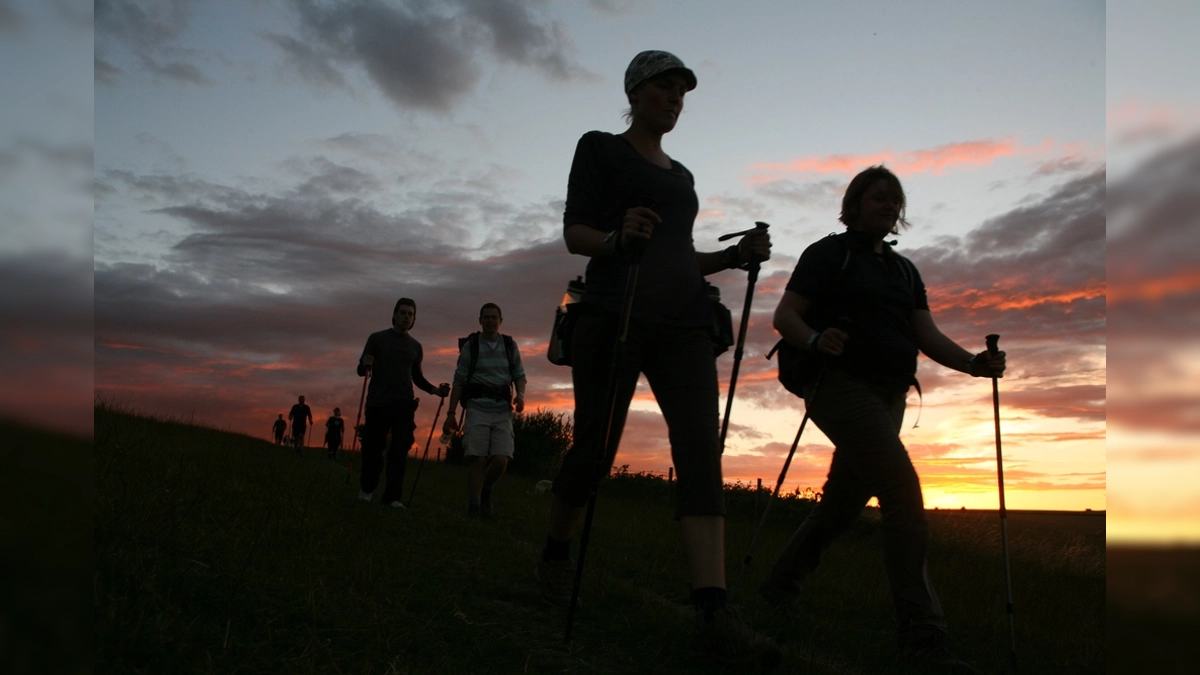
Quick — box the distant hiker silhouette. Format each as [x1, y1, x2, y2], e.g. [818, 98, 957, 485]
[288, 395, 313, 453]
[325, 408, 345, 460]
[273, 414, 287, 445]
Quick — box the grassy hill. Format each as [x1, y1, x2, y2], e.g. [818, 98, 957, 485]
[94, 405, 1104, 673]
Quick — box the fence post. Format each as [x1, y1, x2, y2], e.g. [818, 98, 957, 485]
[756, 477, 763, 521]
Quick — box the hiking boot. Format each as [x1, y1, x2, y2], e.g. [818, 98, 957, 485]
[358, 490, 373, 502]
[535, 557, 581, 609]
[900, 636, 977, 674]
[758, 577, 802, 618]
[691, 606, 782, 671]
[388, 501, 406, 510]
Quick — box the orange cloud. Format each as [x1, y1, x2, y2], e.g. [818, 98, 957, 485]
[749, 138, 1028, 182]
[927, 280, 1106, 313]
[1108, 270, 1200, 304]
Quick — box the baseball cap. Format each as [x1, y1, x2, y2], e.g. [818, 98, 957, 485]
[623, 50, 697, 95]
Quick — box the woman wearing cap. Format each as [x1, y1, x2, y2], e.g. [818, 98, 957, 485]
[534, 50, 779, 668]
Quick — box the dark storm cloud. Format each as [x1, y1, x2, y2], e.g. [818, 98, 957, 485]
[278, 0, 590, 112]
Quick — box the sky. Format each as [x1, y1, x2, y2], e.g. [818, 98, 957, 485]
[3, 1, 1195, 540]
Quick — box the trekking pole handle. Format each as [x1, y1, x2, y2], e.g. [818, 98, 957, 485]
[986, 334, 1000, 355]
[718, 221, 770, 242]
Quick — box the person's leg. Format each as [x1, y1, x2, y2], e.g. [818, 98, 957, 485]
[480, 410, 514, 516]
[380, 401, 416, 506]
[641, 324, 725, 589]
[765, 373, 874, 594]
[467, 456, 487, 515]
[463, 408, 488, 512]
[644, 324, 781, 668]
[359, 406, 390, 496]
[546, 312, 640, 547]
[538, 311, 639, 608]
[810, 374, 945, 645]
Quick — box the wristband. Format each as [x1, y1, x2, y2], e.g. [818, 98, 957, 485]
[604, 229, 623, 255]
[807, 331, 823, 351]
[720, 244, 741, 270]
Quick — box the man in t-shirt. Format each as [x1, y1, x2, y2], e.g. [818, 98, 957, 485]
[325, 407, 345, 460]
[356, 297, 450, 509]
[272, 414, 287, 445]
[444, 303, 527, 519]
[288, 395, 313, 453]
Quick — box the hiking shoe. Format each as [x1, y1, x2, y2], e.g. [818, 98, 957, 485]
[467, 504, 481, 519]
[480, 499, 495, 519]
[535, 557, 581, 609]
[900, 636, 977, 674]
[358, 490, 373, 502]
[388, 500, 406, 510]
[758, 577, 802, 618]
[691, 606, 782, 671]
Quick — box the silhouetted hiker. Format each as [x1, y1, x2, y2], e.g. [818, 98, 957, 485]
[272, 414, 287, 445]
[443, 303, 527, 519]
[288, 395, 313, 453]
[760, 166, 1006, 674]
[534, 50, 779, 669]
[356, 297, 450, 509]
[325, 407, 345, 460]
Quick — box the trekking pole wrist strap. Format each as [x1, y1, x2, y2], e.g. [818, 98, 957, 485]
[807, 330, 823, 352]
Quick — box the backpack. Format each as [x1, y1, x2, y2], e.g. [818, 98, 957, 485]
[458, 332, 518, 402]
[766, 232, 916, 399]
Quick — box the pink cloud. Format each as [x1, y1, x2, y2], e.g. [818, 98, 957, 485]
[749, 139, 1024, 182]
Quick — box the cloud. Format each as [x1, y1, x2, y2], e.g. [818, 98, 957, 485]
[0, 254, 93, 435]
[748, 138, 1098, 184]
[275, 0, 591, 112]
[95, 0, 213, 86]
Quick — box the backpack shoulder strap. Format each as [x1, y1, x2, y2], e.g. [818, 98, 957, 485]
[465, 332, 481, 382]
[502, 334, 517, 378]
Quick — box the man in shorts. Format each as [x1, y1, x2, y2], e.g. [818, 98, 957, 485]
[444, 303, 527, 518]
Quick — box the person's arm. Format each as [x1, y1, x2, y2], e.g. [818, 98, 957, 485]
[910, 309, 1006, 377]
[443, 344, 471, 431]
[357, 336, 374, 377]
[564, 202, 659, 259]
[410, 347, 449, 398]
[512, 377, 528, 413]
[773, 290, 848, 356]
[697, 227, 773, 276]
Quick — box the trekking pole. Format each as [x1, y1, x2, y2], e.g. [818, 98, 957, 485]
[405, 395, 444, 509]
[733, 369, 824, 592]
[987, 334, 1017, 669]
[718, 221, 769, 454]
[565, 203, 652, 643]
[734, 317, 849, 592]
[346, 369, 370, 485]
